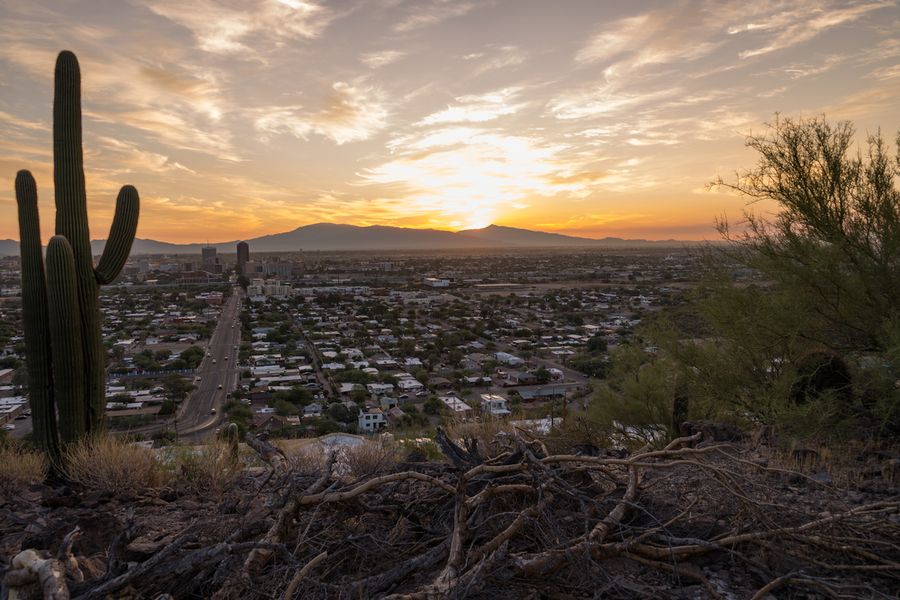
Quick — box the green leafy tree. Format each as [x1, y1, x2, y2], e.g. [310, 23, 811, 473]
[634, 116, 900, 438]
[179, 345, 205, 369]
[161, 375, 196, 401]
[586, 335, 608, 354]
[713, 116, 900, 354]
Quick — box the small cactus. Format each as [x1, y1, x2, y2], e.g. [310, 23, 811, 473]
[15, 51, 140, 461]
[222, 422, 241, 466]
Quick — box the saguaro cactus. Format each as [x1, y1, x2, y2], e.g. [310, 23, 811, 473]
[15, 51, 140, 460]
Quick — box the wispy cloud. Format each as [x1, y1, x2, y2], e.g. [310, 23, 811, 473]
[577, 12, 720, 69]
[468, 45, 526, 75]
[420, 88, 526, 124]
[394, 1, 475, 33]
[144, 0, 332, 59]
[735, 1, 890, 58]
[254, 81, 389, 144]
[361, 50, 406, 68]
[361, 126, 609, 228]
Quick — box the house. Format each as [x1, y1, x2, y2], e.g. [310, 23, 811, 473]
[440, 396, 473, 420]
[428, 376, 453, 390]
[385, 406, 406, 425]
[358, 408, 387, 433]
[504, 371, 538, 386]
[255, 413, 300, 433]
[480, 394, 511, 418]
[423, 277, 450, 287]
[517, 385, 569, 401]
[397, 378, 424, 393]
[366, 382, 394, 395]
[495, 352, 524, 367]
[303, 402, 323, 418]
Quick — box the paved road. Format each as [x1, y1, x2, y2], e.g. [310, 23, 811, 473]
[175, 289, 243, 441]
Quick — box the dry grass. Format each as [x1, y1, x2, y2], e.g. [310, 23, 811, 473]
[444, 419, 517, 461]
[340, 440, 399, 479]
[64, 435, 169, 495]
[280, 439, 400, 479]
[768, 438, 900, 488]
[284, 444, 331, 477]
[0, 443, 47, 498]
[176, 441, 242, 497]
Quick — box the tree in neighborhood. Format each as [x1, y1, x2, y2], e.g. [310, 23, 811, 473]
[598, 117, 900, 439]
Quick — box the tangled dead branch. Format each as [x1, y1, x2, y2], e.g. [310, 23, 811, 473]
[3, 431, 898, 599]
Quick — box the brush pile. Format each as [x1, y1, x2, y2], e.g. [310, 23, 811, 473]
[2, 428, 898, 599]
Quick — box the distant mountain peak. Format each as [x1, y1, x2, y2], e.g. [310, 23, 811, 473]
[0, 223, 693, 256]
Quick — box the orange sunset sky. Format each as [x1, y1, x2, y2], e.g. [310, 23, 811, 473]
[1, 0, 898, 243]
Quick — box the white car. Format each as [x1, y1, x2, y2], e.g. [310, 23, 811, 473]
[2, 424, 14, 431]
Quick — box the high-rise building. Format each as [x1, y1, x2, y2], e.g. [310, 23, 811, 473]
[201, 246, 217, 266]
[236, 241, 250, 274]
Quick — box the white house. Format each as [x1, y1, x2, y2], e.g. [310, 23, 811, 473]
[495, 352, 524, 367]
[358, 408, 388, 432]
[304, 402, 323, 418]
[366, 382, 394, 395]
[480, 394, 511, 417]
[423, 277, 450, 287]
[397, 378, 424, 393]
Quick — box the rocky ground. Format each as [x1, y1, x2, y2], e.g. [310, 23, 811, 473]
[1, 429, 898, 599]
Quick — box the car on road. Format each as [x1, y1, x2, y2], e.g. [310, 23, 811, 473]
[213, 359, 217, 364]
[210, 408, 216, 414]
[2, 424, 14, 431]
[195, 376, 202, 381]
[218, 384, 223, 389]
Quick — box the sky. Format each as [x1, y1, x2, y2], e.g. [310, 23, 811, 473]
[0, 0, 898, 243]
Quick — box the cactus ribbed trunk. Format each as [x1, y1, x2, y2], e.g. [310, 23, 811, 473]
[53, 50, 106, 433]
[14, 50, 140, 458]
[15, 171, 59, 461]
[46, 236, 87, 443]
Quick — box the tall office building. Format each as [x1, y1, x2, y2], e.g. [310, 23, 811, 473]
[201, 246, 217, 266]
[236, 241, 250, 274]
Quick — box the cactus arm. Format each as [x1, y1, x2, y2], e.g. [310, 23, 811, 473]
[52, 50, 106, 432]
[15, 171, 60, 460]
[45, 236, 87, 443]
[95, 185, 140, 284]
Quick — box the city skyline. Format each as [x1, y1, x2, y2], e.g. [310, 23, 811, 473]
[1, 0, 898, 243]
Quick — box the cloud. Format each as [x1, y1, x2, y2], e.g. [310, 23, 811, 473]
[394, 1, 475, 32]
[548, 85, 681, 120]
[96, 136, 197, 175]
[419, 88, 526, 124]
[254, 81, 389, 144]
[361, 127, 611, 228]
[576, 10, 720, 69]
[736, 2, 890, 59]
[144, 0, 331, 59]
[361, 50, 406, 68]
[468, 45, 526, 75]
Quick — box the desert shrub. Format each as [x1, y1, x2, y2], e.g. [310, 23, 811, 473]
[444, 419, 517, 460]
[0, 443, 47, 497]
[789, 350, 853, 406]
[340, 441, 398, 479]
[64, 435, 169, 495]
[176, 442, 241, 496]
[283, 444, 330, 477]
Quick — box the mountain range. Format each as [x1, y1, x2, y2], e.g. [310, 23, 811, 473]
[0, 223, 689, 256]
